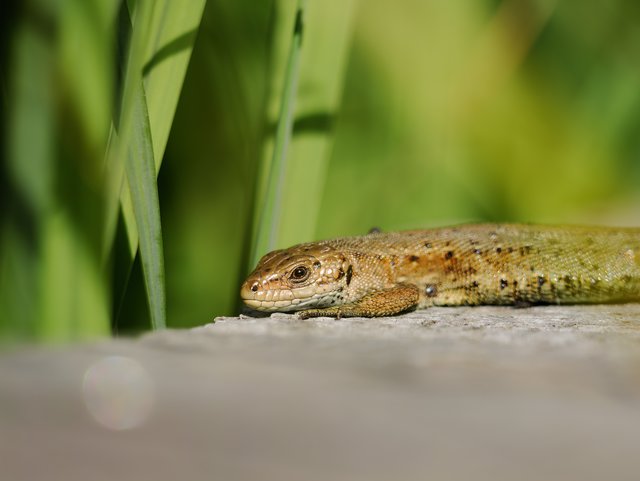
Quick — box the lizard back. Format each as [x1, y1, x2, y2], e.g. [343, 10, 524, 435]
[317, 224, 640, 307]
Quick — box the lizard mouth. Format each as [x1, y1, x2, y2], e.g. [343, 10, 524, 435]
[242, 298, 299, 312]
[239, 281, 300, 311]
[240, 281, 340, 312]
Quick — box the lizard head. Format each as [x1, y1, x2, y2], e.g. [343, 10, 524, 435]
[240, 244, 352, 312]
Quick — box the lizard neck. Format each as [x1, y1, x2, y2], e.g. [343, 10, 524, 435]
[342, 250, 400, 303]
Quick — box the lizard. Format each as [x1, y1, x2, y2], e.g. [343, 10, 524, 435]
[240, 224, 640, 318]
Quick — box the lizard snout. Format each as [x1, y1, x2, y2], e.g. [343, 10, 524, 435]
[240, 275, 266, 309]
[240, 278, 260, 301]
[240, 272, 299, 311]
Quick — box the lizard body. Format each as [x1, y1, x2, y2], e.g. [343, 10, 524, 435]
[240, 224, 640, 318]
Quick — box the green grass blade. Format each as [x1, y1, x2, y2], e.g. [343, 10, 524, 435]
[275, 0, 356, 246]
[40, 210, 111, 340]
[250, 0, 308, 267]
[46, 0, 115, 340]
[125, 83, 166, 329]
[1, 0, 115, 341]
[118, 0, 207, 256]
[1, 25, 54, 339]
[142, 1, 207, 168]
[249, 0, 356, 268]
[103, 0, 156, 261]
[105, 0, 205, 329]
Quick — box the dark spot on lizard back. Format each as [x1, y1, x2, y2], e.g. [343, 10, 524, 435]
[424, 242, 432, 249]
[473, 248, 482, 255]
[507, 247, 514, 253]
[425, 284, 438, 297]
[496, 247, 502, 254]
[445, 251, 454, 260]
[538, 276, 546, 287]
[500, 279, 508, 290]
[519, 245, 532, 256]
[408, 255, 420, 262]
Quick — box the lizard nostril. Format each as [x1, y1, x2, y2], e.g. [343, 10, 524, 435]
[251, 282, 259, 292]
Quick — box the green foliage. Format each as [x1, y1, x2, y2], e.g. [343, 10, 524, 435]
[317, 0, 640, 236]
[1, 0, 205, 340]
[2, 0, 639, 336]
[1, 1, 115, 340]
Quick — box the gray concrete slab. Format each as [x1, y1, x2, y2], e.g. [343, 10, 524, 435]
[2, 304, 640, 481]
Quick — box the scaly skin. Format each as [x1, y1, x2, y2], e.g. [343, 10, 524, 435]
[240, 224, 640, 318]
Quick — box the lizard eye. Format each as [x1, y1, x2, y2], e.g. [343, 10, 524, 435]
[290, 266, 309, 282]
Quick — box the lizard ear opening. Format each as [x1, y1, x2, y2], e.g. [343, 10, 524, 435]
[336, 264, 353, 284]
[346, 265, 353, 286]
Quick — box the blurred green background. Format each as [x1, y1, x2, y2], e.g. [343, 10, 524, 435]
[1, 0, 639, 339]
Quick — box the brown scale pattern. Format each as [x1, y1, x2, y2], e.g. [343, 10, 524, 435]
[241, 224, 640, 318]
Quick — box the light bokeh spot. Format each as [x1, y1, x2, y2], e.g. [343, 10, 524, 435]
[82, 356, 155, 430]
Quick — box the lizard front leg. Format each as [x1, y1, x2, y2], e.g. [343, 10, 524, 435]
[298, 284, 420, 319]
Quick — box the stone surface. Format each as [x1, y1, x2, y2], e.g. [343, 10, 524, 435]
[2, 305, 640, 481]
